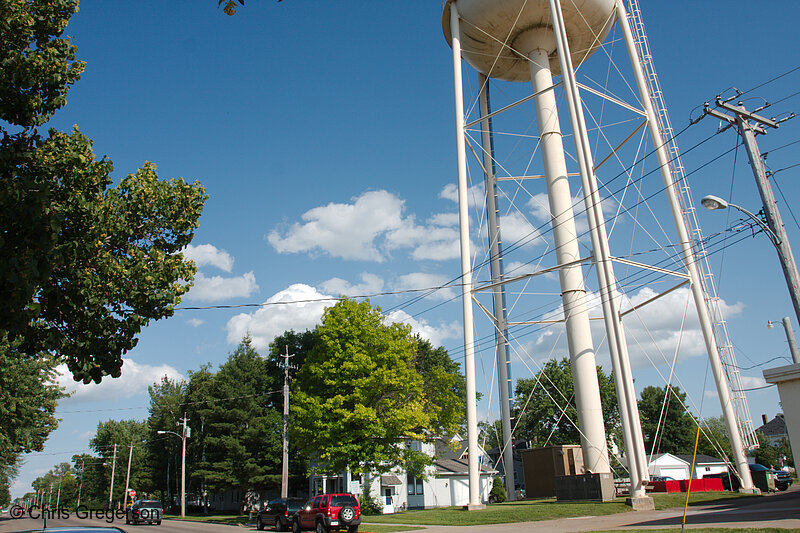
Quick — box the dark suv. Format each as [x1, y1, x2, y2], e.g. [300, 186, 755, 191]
[258, 498, 305, 531]
[126, 499, 163, 525]
[773, 469, 793, 491]
[292, 493, 360, 533]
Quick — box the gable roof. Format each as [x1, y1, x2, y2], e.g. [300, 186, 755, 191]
[757, 414, 787, 438]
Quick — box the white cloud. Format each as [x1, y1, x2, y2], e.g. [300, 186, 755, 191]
[740, 376, 768, 389]
[498, 211, 544, 248]
[504, 260, 557, 280]
[527, 287, 745, 372]
[439, 183, 485, 208]
[393, 272, 456, 301]
[56, 359, 184, 404]
[187, 318, 205, 327]
[184, 271, 258, 302]
[268, 190, 406, 262]
[268, 189, 465, 263]
[183, 244, 234, 272]
[226, 284, 334, 349]
[385, 309, 461, 348]
[319, 273, 384, 297]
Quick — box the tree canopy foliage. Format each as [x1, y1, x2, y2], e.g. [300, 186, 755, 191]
[292, 299, 461, 477]
[0, 0, 207, 384]
[514, 358, 619, 448]
[0, 336, 65, 470]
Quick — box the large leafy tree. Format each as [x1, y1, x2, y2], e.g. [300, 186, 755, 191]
[412, 335, 465, 436]
[514, 358, 619, 448]
[638, 385, 696, 455]
[0, 336, 65, 469]
[695, 415, 732, 461]
[0, 0, 207, 384]
[292, 299, 432, 477]
[191, 338, 282, 511]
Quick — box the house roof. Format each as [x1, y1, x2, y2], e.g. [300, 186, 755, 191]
[381, 475, 403, 486]
[757, 414, 787, 438]
[435, 457, 496, 476]
[675, 454, 724, 465]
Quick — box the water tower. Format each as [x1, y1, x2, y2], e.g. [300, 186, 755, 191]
[443, 0, 757, 508]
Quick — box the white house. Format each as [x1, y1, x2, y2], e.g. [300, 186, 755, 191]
[309, 437, 497, 512]
[675, 454, 728, 479]
[647, 453, 690, 480]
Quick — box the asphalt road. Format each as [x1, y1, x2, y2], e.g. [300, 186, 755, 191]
[2, 487, 799, 533]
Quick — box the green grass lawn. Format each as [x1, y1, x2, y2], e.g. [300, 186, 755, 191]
[362, 492, 757, 527]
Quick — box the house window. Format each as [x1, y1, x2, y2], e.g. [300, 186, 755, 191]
[407, 473, 424, 495]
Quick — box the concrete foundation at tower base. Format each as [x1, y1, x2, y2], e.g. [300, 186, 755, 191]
[626, 496, 655, 511]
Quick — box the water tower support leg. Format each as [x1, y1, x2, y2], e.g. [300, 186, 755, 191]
[525, 43, 610, 476]
[449, 1, 485, 511]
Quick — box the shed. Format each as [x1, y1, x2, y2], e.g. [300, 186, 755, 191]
[647, 453, 690, 480]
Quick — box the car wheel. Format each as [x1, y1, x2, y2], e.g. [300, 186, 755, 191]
[291, 518, 301, 533]
[256, 516, 264, 531]
[347, 527, 359, 533]
[275, 517, 283, 531]
[316, 519, 329, 533]
[156, 520, 161, 525]
[339, 506, 355, 524]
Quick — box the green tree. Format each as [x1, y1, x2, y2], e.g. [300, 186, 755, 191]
[638, 385, 696, 455]
[752, 430, 793, 468]
[0, 336, 65, 468]
[146, 376, 186, 504]
[191, 338, 282, 511]
[514, 358, 619, 448]
[479, 419, 504, 452]
[292, 299, 431, 477]
[72, 453, 106, 508]
[0, 0, 207, 384]
[412, 335, 466, 435]
[695, 415, 732, 461]
[90, 420, 152, 506]
[185, 364, 214, 510]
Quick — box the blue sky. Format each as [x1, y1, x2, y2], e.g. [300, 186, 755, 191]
[12, 1, 800, 498]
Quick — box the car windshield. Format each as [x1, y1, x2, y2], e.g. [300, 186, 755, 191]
[750, 464, 770, 471]
[140, 500, 162, 508]
[331, 495, 358, 507]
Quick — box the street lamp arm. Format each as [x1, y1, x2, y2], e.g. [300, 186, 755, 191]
[701, 194, 781, 247]
[156, 430, 181, 439]
[728, 202, 782, 248]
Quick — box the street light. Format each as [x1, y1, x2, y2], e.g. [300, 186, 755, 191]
[701, 195, 781, 247]
[158, 415, 190, 518]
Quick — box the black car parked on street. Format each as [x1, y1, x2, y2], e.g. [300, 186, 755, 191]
[257, 498, 305, 531]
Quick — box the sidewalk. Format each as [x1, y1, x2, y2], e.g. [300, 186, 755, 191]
[363, 486, 800, 532]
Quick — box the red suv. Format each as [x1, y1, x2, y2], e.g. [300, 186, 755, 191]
[291, 493, 361, 533]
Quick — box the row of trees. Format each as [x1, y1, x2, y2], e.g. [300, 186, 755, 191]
[20, 299, 468, 512]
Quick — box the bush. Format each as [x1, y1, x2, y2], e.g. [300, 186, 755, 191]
[359, 484, 383, 515]
[489, 477, 506, 504]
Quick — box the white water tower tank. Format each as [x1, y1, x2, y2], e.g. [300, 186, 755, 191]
[442, 0, 616, 81]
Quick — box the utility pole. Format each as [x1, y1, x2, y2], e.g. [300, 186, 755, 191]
[703, 97, 800, 327]
[123, 442, 134, 510]
[179, 413, 189, 518]
[77, 459, 84, 509]
[108, 444, 118, 510]
[279, 345, 295, 499]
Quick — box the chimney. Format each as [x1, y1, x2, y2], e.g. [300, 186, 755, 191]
[762, 414, 768, 425]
